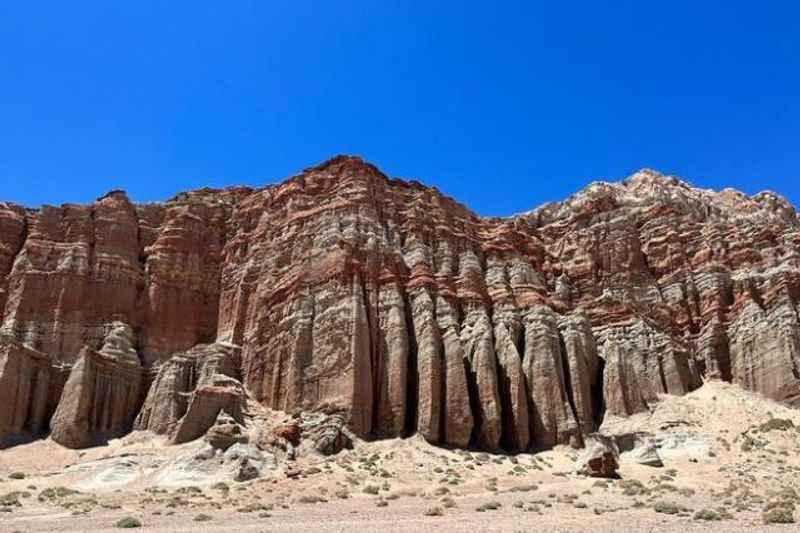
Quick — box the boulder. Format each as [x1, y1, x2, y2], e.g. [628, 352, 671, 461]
[574, 434, 620, 478]
[613, 432, 664, 467]
[629, 438, 664, 467]
[205, 410, 248, 451]
[225, 443, 273, 482]
[300, 412, 353, 456]
[232, 458, 260, 482]
[273, 423, 301, 446]
[171, 378, 246, 445]
[653, 433, 711, 460]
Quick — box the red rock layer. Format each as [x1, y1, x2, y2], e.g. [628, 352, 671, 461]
[1, 157, 799, 451]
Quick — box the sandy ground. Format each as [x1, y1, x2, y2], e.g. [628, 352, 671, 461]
[2, 381, 800, 532]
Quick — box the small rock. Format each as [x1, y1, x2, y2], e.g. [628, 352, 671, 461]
[233, 458, 260, 482]
[630, 438, 663, 468]
[206, 411, 248, 451]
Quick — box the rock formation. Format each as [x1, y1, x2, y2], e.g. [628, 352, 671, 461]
[49, 322, 143, 448]
[134, 343, 246, 444]
[205, 410, 248, 451]
[0, 335, 68, 447]
[1, 156, 799, 452]
[299, 412, 353, 456]
[574, 433, 620, 478]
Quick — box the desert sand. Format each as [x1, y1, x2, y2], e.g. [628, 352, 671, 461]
[1, 381, 799, 532]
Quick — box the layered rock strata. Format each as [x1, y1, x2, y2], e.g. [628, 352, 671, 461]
[49, 322, 143, 448]
[134, 343, 246, 444]
[0, 156, 798, 452]
[0, 335, 69, 447]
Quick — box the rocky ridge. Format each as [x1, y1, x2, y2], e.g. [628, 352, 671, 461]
[0, 156, 798, 453]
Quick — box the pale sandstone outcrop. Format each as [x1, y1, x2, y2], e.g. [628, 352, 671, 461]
[493, 310, 530, 451]
[374, 284, 409, 438]
[300, 412, 353, 455]
[438, 297, 474, 448]
[728, 299, 800, 405]
[410, 288, 443, 443]
[558, 314, 600, 436]
[462, 309, 502, 450]
[49, 322, 143, 448]
[135, 343, 245, 444]
[523, 307, 582, 448]
[628, 437, 664, 467]
[597, 318, 699, 418]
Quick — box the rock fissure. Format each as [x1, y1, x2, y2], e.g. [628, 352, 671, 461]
[592, 356, 606, 430]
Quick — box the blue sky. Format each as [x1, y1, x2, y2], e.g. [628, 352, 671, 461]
[1, 1, 798, 216]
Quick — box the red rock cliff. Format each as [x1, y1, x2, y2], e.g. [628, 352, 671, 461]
[1, 156, 799, 450]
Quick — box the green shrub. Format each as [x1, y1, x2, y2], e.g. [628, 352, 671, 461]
[757, 419, 795, 433]
[508, 484, 538, 493]
[653, 501, 680, 515]
[115, 517, 142, 528]
[38, 487, 80, 502]
[763, 506, 795, 524]
[175, 486, 202, 495]
[0, 493, 23, 507]
[764, 500, 796, 512]
[619, 479, 648, 496]
[693, 509, 721, 521]
[236, 502, 271, 513]
[476, 501, 502, 512]
[362, 485, 380, 495]
[297, 495, 327, 504]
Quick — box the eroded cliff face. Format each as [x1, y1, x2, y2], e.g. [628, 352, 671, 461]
[1, 156, 799, 450]
[134, 342, 245, 444]
[49, 322, 143, 449]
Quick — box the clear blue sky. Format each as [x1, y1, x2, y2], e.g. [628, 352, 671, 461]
[1, 1, 798, 216]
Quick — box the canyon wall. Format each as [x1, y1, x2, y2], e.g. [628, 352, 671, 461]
[1, 156, 799, 450]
